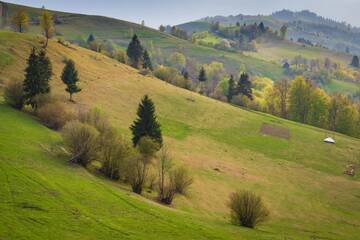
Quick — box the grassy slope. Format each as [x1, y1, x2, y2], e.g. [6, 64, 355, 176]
[3, 1, 359, 93]
[0, 2, 283, 80]
[1, 32, 360, 239]
[0, 104, 243, 240]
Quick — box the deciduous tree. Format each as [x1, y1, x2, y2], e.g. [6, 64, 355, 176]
[11, 10, 28, 33]
[288, 76, 311, 123]
[40, 9, 54, 47]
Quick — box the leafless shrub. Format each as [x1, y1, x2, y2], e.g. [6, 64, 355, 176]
[128, 137, 158, 194]
[62, 120, 99, 167]
[78, 108, 110, 134]
[229, 190, 269, 228]
[37, 102, 73, 130]
[157, 148, 193, 205]
[4, 80, 24, 110]
[171, 166, 193, 195]
[99, 129, 131, 180]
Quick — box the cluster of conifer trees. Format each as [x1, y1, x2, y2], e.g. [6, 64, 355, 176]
[22, 48, 81, 110]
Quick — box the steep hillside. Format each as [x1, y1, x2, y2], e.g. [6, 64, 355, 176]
[1, 32, 360, 239]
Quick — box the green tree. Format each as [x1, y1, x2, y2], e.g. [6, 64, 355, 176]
[198, 67, 207, 82]
[23, 48, 52, 109]
[308, 87, 329, 128]
[39, 9, 54, 48]
[274, 79, 290, 118]
[280, 25, 287, 40]
[236, 73, 253, 100]
[288, 76, 312, 123]
[167, 52, 186, 70]
[87, 34, 95, 45]
[61, 59, 81, 101]
[351, 55, 359, 68]
[38, 49, 52, 91]
[130, 95, 163, 147]
[227, 75, 236, 103]
[259, 22, 266, 33]
[328, 94, 357, 135]
[127, 34, 143, 68]
[142, 49, 153, 70]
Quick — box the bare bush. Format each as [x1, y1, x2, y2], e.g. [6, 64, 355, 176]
[171, 166, 193, 195]
[62, 120, 99, 167]
[33, 93, 55, 109]
[128, 137, 158, 194]
[78, 108, 110, 134]
[99, 129, 131, 180]
[229, 190, 269, 228]
[157, 148, 193, 205]
[37, 102, 73, 130]
[157, 147, 173, 203]
[4, 80, 24, 110]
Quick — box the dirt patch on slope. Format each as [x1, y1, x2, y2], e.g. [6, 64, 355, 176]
[260, 123, 290, 140]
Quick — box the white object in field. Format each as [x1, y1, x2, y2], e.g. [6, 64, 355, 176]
[324, 137, 335, 144]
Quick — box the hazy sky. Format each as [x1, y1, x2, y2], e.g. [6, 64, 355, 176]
[5, 0, 360, 28]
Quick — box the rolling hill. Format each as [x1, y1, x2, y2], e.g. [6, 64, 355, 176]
[0, 1, 285, 80]
[180, 9, 360, 55]
[0, 31, 360, 239]
[1, 1, 360, 96]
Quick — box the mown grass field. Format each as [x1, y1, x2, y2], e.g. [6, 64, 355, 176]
[0, 31, 360, 239]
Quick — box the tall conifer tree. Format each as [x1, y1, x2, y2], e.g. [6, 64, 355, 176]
[130, 95, 162, 147]
[127, 34, 143, 68]
[61, 59, 81, 101]
[198, 67, 207, 82]
[236, 73, 253, 100]
[227, 75, 236, 102]
[351, 55, 359, 68]
[23, 48, 52, 109]
[142, 49, 153, 70]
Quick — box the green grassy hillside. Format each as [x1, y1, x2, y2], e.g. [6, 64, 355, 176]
[0, 32, 360, 239]
[0, 1, 285, 80]
[2, 2, 359, 95]
[0, 104, 242, 240]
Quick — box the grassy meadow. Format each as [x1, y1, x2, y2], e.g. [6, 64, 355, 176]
[0, 31, 360, 239]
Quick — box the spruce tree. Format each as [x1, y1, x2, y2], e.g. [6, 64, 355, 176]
[38, 49, 52, 92]
[181, 68, 189, 80]
[198, 67, 207, 82]
[23, 48, 52, 109]
[130, 95, 162, 147]
[351, 55, 359, 68]
[227, 75, 236, 103]
[259, 22, 266, 33]
[142, 49, 153, 70]
[237, 73, 253, 100]
[127, 34, 143, 68]
[87, 34, 95, 44]
[61, 59, 81, 101]
[23, 48, 39, 109]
